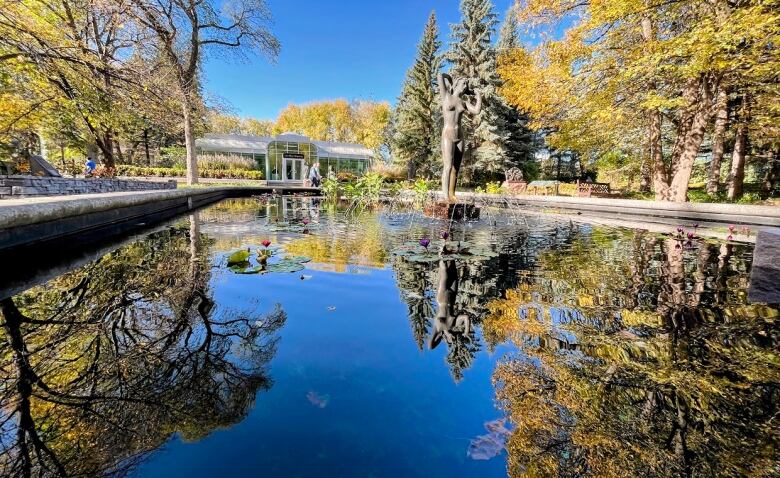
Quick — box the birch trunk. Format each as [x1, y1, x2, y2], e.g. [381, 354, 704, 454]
[182, 99, 198, 185]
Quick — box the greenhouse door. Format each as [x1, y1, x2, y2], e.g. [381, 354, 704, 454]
[284, 158, 304, 183]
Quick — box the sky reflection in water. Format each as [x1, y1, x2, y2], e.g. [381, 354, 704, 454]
[0, 197, 777, 477]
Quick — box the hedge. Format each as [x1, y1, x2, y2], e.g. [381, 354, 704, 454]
[117, 165, 265, 180]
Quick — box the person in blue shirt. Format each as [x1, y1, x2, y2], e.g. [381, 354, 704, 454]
[84, 157, 96, 177]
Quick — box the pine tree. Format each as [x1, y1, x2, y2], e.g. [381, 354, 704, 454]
[392, 12, 442, 179]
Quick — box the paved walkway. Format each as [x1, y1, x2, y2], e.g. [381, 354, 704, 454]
[423, 191, 780, 228]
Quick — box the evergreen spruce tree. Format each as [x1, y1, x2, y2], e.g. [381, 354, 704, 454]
[447, 0, 504, 182]
[496, 5, 520, 51]
[392, 12, 442, 179]
[447, 0, 536, 181]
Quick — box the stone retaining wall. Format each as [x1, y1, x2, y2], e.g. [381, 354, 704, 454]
[0, 175, 177, 198]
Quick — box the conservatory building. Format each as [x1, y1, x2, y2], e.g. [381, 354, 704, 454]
[195, 133, 373, 185]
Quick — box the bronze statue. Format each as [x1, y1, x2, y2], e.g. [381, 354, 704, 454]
[438, 72, 482, 202]
[429, 257, 471, 350]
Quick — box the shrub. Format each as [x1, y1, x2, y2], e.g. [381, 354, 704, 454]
[370, 162, 407, 182]
[337, 172, 357, 182]
[411, 178, 435, 205]
[117, 165, 264, 180]
[159, 145, 187, 168]
[92, 165, 117, 178]
[197, 154, 257, 171]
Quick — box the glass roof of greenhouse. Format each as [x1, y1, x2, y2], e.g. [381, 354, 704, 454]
[196, 133, 374, 159]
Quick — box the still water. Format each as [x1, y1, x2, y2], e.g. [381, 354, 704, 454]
[0, 197, 777, 477]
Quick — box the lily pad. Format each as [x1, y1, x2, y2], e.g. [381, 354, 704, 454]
[227, 249, 251, 266]
[267, 262, 306, 273]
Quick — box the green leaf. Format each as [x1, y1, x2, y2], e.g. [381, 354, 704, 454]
[227, 249, 251, 266]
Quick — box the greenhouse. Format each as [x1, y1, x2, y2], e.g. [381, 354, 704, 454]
[195, 132, 373, 184]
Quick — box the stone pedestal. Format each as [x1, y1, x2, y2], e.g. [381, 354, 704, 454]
[501, 180, 527, 194]
[424, 202, 480, 220]
[749, 228, 780, 304]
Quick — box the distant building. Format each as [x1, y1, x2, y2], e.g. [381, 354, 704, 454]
[195, 132, 374, 184]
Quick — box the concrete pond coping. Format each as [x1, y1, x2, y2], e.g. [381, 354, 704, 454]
[0, 186, 319, 253]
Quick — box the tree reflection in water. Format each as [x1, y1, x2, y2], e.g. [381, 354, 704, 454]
[483, 230, 779, 477]
[0, 215, 286, 477]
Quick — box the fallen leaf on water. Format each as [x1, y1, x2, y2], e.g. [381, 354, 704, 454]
[467, 418, 512, 461]
[307, 391, 330, 408]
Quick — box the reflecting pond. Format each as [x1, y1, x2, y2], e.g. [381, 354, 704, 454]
[0, 197, 777, 477]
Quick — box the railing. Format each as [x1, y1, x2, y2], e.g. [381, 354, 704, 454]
[558, 182, 611, 197]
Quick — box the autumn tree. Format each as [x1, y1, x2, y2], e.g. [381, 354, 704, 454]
[272, 99, 390, 155]
[495, 6, 536, 176]
[499, 0, 779, 202]
[0, 0, 150, 167]
[128, 0, 280, 184]
[392, 12, 442, 179]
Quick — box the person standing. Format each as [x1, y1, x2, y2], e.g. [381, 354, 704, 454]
[309, 162, 322, 187]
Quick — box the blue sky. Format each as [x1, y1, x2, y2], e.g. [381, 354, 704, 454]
[203, 0, 517, 120]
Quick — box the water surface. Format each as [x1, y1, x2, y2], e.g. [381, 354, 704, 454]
[1, 197, 777, 477]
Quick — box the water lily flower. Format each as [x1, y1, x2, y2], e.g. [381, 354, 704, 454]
[728, 225, 735, 232]
[687, 232, 695, 240]
[693, 223, 700, 229]
[262, 240, 272, 248]
[441, 231, 449, 240]
[727, 235, 733, 241]
[676, 226, 684, 234]
[419, 238, 431, 250]
[303, 218, 310, 225]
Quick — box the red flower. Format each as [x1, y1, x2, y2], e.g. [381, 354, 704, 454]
[262, 240, 272, 248]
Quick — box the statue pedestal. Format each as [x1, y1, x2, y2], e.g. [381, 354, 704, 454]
[424, 202, 480, 220]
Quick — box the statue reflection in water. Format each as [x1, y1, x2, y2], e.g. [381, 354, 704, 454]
[429, 258, 471, 349]
[428, 256, 478, 380]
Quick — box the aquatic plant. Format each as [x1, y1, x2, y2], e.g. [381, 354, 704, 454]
[226, 246, 311, 275]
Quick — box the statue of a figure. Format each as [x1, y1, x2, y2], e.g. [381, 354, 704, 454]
[438, 73, 482, 202]
[429, 258, 471, 350]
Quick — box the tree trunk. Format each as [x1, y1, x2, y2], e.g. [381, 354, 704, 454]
[669, 104, 711, 202]
[727, 122, 747, 200]
[761, 149, 779, 199]
[101, 131, 115, 168]
[182, 100, 198, 185]
[144, 129, 151, 166]
[639, 142, 651, 192]
[706, 89, 728, 195]
[727, 94, 749, 200]
[649, 110, 668, 200]
[115, 141, 124, 164]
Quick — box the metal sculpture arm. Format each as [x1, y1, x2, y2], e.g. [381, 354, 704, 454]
[466, 90, 482, 116]
[438, 72, 452, 100]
